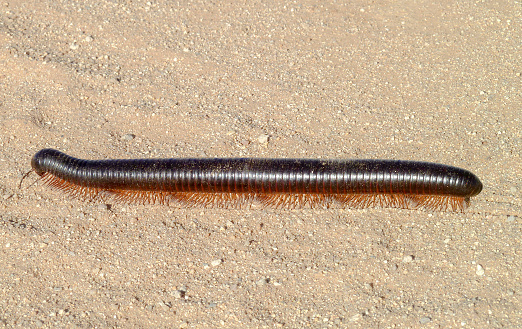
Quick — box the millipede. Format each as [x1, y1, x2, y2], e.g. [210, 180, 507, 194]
[28, 148, 483, 212]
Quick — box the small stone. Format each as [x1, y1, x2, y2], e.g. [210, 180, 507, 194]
[256, 277, 269, 285]
[257, 134, 269, 144]
[180, 322, 189, 329]
[211, 259, 222, 267]
[122, 133, 136, 141]
[158, 301, 171, 311]
[507, 215, 516, 222]
[420, 316, 431, 324]
[476, 264, 485, 276]
[403, 255, 414, 263]
[98, 204, 111, 211]
[172, 290, 184, 298]
[69, 42, 79, 50]
[349, 313, 361, 322]
[208, 302, 217, 308]
[85, 36, 94, 42]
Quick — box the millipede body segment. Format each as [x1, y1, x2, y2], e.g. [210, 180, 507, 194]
[30, 148, 483, 211]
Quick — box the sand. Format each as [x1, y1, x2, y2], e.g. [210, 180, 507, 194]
[0, 0, 520, 327]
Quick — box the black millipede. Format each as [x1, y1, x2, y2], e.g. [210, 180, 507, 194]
[28, 148, 483, 212]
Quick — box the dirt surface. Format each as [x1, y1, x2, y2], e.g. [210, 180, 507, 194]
[1, 0, 520, 328]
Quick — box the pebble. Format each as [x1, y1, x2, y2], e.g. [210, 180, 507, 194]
[85, 35, 94, 42]
[211, 259, 222, 267]
[157, 301, 171, 311]
[420, 316, 431, 324]
[122, 133, 136, 141]
[476, 264, 485, 276]
[257, 134, 269, 144]
[507, 215, 516, 222]
[69, 42, 79, 50]
[256, 277, 269, 285]
[98, 204, 111, 211]
[348, 313, 361, 322]
[172, 290, 184, 299]
[402, 255, 414, 263]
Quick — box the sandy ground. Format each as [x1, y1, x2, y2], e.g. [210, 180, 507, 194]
[0, 0, 520, 328]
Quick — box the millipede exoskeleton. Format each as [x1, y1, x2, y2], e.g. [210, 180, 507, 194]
[29, 148, 483, 212]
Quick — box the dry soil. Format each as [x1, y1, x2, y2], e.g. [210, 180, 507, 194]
[0, 0, 520, 328]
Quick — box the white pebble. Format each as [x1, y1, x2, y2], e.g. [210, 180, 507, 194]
[122, 133, 136, 141]
[403, 255, 414, 263]
[476, 264, 485, 276]
[349, 313, 361, 322]
[172, 290, 184, 299]
[256, 278, 269, 285]
[157, 301, 170, 311]
[257, 134, 269, 144]
[211, 259, 222, 267]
